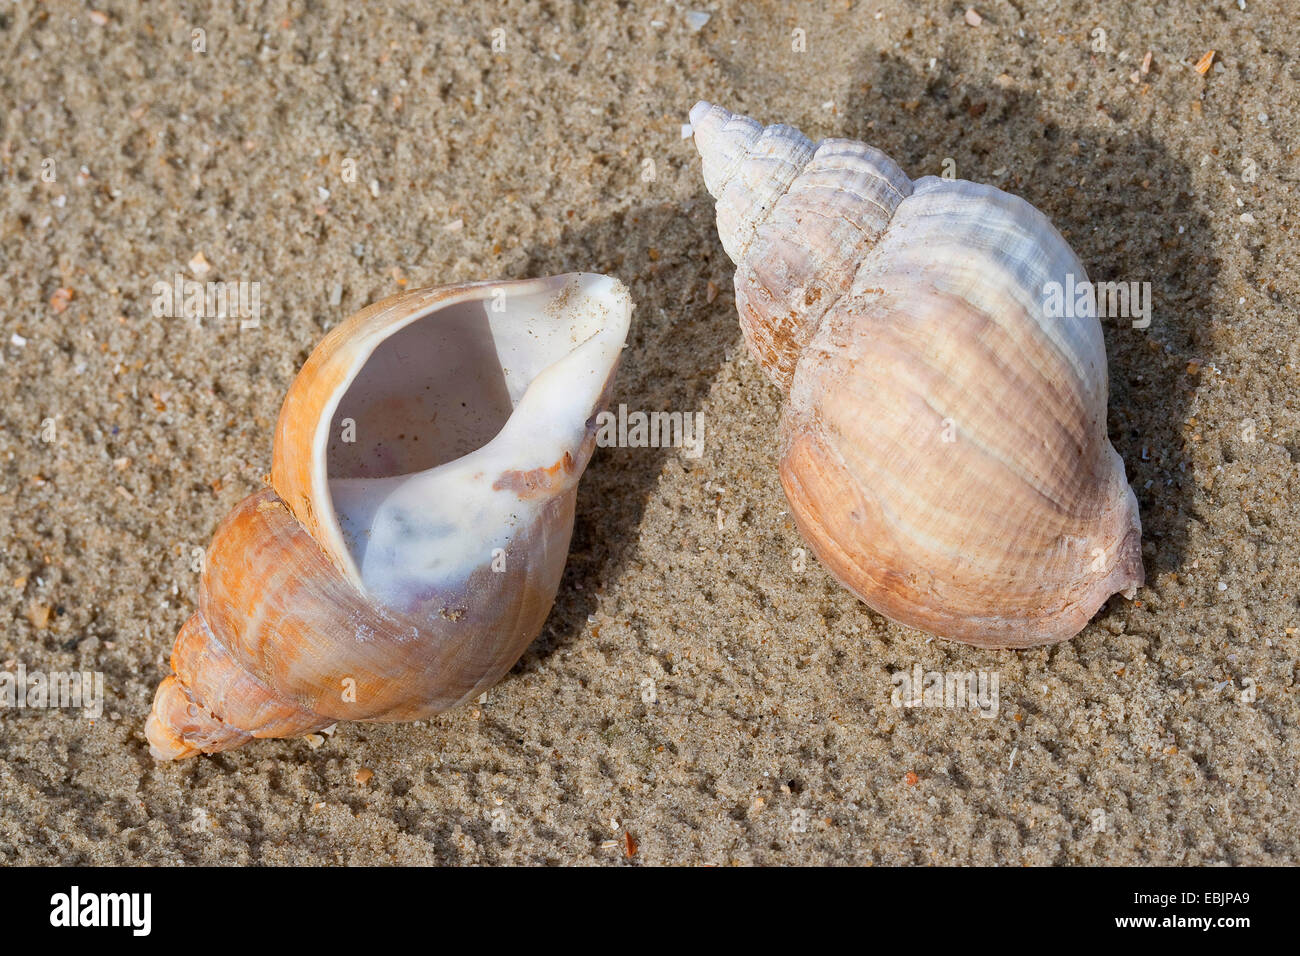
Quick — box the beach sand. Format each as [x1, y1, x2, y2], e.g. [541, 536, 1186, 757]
[1, 0, 1296, 864]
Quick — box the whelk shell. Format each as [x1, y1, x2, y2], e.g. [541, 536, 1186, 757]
[146, 273, 632, 758]
[690, 102, 1143, 648]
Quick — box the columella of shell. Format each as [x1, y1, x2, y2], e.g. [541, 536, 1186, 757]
[690, 102, 1143, 649]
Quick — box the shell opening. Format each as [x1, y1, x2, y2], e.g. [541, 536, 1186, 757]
[327, 299, 553, 482]
[317, 274, 631, 612]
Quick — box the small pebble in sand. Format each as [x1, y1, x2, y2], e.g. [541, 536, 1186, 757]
[1194, 50, 1216, 74]
[188, 251, 211, 277]
[444, 218, 464, 231]
[354, 768, 374, 786]
[304, 733, 326, 749]
[49, 288, 74, 313]
[964, 8, 982, 27]
[685, 11, 710, 33]
[27, 603, 51, 629]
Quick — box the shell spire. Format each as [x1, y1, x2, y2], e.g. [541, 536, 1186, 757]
[688, 102, 812, 263]
[691, 101, 913, 391]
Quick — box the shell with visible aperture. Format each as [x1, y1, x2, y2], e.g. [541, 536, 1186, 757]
[146, 273, 632, 758]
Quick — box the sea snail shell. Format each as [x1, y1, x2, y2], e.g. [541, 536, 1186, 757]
[146, 273, 632, 759]
[690, 102, 1143, 648]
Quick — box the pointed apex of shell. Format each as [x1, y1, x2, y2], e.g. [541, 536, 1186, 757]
[688, 102, 817, 266]
[688, 100, 716, 127]
[688, 102, 763, 201]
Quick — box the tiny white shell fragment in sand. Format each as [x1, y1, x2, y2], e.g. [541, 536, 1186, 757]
[685, 11, 711, 33]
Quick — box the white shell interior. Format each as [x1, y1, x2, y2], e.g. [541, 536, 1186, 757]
[318, 274, 631, 617]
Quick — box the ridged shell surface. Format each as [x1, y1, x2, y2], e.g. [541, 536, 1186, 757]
[691, 102, 1142, 648]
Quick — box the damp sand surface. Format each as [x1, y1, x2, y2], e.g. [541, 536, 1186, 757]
[1, 1, 1297, 864]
